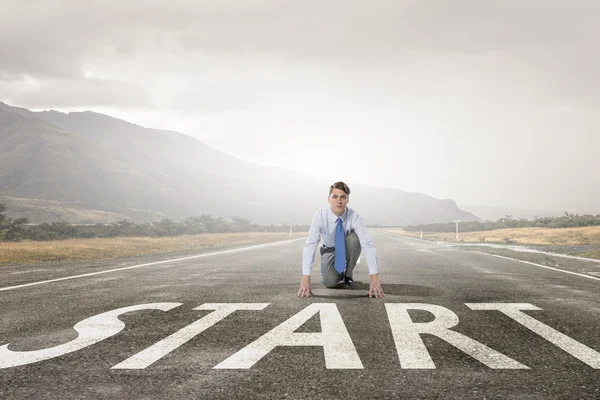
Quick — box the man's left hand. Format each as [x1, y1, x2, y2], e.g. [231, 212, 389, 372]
[369, 274, 384, 298]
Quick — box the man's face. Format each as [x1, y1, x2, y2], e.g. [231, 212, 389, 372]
[328, 188, 349, 216]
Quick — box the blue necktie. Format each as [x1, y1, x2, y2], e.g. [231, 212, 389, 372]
[334, 217, 346, 274]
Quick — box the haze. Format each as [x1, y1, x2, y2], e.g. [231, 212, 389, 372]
[1, 0, 598, 214]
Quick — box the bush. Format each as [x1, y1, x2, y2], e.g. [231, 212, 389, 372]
[404, 212, 600, 233]
[0, 204, 29, 241]
[0, 202, 307, 242]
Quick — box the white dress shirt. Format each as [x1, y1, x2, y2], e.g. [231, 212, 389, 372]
[302, 206, 379, 276]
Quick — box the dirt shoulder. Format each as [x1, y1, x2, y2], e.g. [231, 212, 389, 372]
[456, 242, 600, 279]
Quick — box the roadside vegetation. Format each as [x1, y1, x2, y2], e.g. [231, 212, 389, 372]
[4, 203, 600, 263]
[388, 212, 600, 260]
[0, 232, 307, 265]
[387, 225, 600, 246]
[386, 225, 600, 260]
[0, 203, 309, 265]
[403, 212, 600, 233]
[0, 203, 308, 241]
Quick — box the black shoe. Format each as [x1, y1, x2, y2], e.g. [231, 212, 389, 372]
[344, 276, 355, 288]
[335, 271, 345, 286]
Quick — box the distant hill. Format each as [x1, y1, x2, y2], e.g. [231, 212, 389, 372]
[459, 205, 563, 222]
[0, 101, 479, 225]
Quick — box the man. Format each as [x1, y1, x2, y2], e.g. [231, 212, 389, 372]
[297, 181, 385, 298]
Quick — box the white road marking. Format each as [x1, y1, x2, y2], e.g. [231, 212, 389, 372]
[3, 301, 598, 370]
[112, 303, 269, 369]
[466, 303, 600, 368]
[0, 303, 181, 369]
[214, 303, 363, 369]
[0, 238, 306, 292]
[382, 231, 600, 265]
[465, 244, 600, 264]
[473, 251, 600, 282]
[385, 303, 528, 369]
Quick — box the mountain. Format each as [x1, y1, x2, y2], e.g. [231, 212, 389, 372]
[0, 101, 478, 225]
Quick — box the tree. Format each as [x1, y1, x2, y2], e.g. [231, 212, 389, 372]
[0, 203, 29, 241]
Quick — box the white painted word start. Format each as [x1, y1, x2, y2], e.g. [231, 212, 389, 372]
[1, 303, 598, 369]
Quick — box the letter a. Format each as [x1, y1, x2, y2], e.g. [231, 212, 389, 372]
[214, 303, 363, 369]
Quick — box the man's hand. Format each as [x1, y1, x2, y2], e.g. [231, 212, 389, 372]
[297, 275, 312, 297]
[369, 274, 384, 298]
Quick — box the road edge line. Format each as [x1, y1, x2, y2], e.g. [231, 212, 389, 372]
[472, 251, 600, 282]
[0, 237, 307, 292]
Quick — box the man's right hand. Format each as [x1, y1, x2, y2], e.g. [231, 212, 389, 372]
[297, 275, 312, 297]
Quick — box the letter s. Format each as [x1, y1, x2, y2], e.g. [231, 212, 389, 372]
[0, 302, 182, 368]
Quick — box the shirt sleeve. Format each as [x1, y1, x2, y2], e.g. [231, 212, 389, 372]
[352, 213, 379, 275]
[301, 212, 322, 276]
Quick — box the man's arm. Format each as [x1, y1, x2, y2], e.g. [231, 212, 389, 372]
[368, 273, 384, 298]
[297, 212, 322, 297]
[352, 214, 378, 275]
[352, 213, 384, 298]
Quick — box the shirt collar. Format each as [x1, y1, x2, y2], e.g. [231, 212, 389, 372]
[328, 207, 347, 223]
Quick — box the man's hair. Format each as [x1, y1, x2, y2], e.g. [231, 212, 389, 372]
[329, 181, 350, 196]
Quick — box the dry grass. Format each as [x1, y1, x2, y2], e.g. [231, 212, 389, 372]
[580, 249, 600, 259]
[0, 232, 307, 265]
[385, 226, 600, 246]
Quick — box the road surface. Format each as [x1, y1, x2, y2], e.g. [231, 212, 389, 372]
[1, 231, 599, 399]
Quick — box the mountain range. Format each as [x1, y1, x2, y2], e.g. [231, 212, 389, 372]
[0, 101, 479, 225]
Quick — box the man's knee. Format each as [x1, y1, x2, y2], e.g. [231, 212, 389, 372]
[346, 231, 361, 253]
[323, 274, 341, 288]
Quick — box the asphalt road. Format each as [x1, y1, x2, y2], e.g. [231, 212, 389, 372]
[1, 231, 599, 399]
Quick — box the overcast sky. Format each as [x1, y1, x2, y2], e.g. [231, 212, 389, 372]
[2, 0, 599, 213]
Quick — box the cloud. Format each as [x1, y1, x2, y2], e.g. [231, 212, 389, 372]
[1, 0, 598, 104]
[0, 76, 154, 109]
[1, 0, 598, 212]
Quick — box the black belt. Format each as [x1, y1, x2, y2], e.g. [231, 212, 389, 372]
[320, 245, 335, 255]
